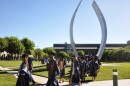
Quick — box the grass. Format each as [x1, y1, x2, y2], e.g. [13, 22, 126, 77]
[0, 60, 42, 69]
[92, 62, 130, 81]
[0, 71, 16, 86]
[0, 60, 21, 68]
[32, 65, 48, 77]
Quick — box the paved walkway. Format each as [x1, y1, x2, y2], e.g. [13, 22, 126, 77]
[0, 66, 130, 86]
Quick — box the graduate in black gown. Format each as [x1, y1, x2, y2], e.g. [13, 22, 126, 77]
[58, 56, 66, 83]
[84, 55, 89, 75]
[26, 50, 35, 85]
[80, 56, 86, 83]
[16, 54, 30, 86]
[69, 56, 81, 86]
[46, 51, 60, 86]
[89, 56, 99, 81]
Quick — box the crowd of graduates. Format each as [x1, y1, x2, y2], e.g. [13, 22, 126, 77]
[16, 51, 101, 86]
[69, 55, 101, 85]
[45, 52, 101, 86]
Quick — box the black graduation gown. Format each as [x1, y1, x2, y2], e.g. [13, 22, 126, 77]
[46, 60, 60, 86]
[89, 61, 98, 77]
[72, 60, 80, 83]
[16, 62, 29, 86]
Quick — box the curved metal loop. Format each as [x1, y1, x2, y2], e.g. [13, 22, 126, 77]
[70, 0, 107, 60]
[70, 0, 82, 57]
[92, 1, 107, 60]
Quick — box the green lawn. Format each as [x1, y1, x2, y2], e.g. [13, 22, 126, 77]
[95, 62, 130, 81]
[0, 71, 16, 86]
[32, 65, 48, 77]
[0, 60, 42, 69]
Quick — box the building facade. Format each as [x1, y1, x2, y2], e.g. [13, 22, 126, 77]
[53, 42, 129, 55]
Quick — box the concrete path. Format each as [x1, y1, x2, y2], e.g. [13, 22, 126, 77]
[0, 66, 12, 71]
[0, 66, 130, 86]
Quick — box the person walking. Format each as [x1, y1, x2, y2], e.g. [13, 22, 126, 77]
[46, 51, 60, 86]
[58, 56, 66, 83]
[16, 54, 30, 86]
[80, 56, 86, 83]
[89, 56, 99, 81]
[69, 56, 81, 86]
[26, 50, 35, 85]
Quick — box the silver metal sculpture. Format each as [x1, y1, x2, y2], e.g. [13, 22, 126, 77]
[70, 0, 82, 58]
[92, 0, 107, 60]
[69, 1, 82, 85]
[70, 0, 107, 60]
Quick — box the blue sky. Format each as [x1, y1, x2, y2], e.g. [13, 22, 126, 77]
[0, 0, 130, 49]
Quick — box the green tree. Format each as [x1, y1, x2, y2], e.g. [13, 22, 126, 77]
[111, 49, 118, 61]
[21, 38, 35, 52]
[124, 46, 130, 50]
[0, 38, 8, 52]
[69, 51, 74, 57]
[5, 36, 25, 54]
[120, 46, 130, 61]
[117, 48, 125, 61]
[102, 50, 110, 61]
[43, 53, 49, 58]
[59, 51, 69, 61]
[124, 46, 130, 61]
[122, 50, 130, 61]
[59, 51, 69, 58]
[107, 50, 114, 61]
[35, 48, 44, 60]
[43, 48, 56, 56]
[78, 50, 85, 56]
[33, 48, 49, 60]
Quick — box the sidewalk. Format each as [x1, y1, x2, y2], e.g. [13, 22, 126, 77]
[0, 66, 130, 86]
